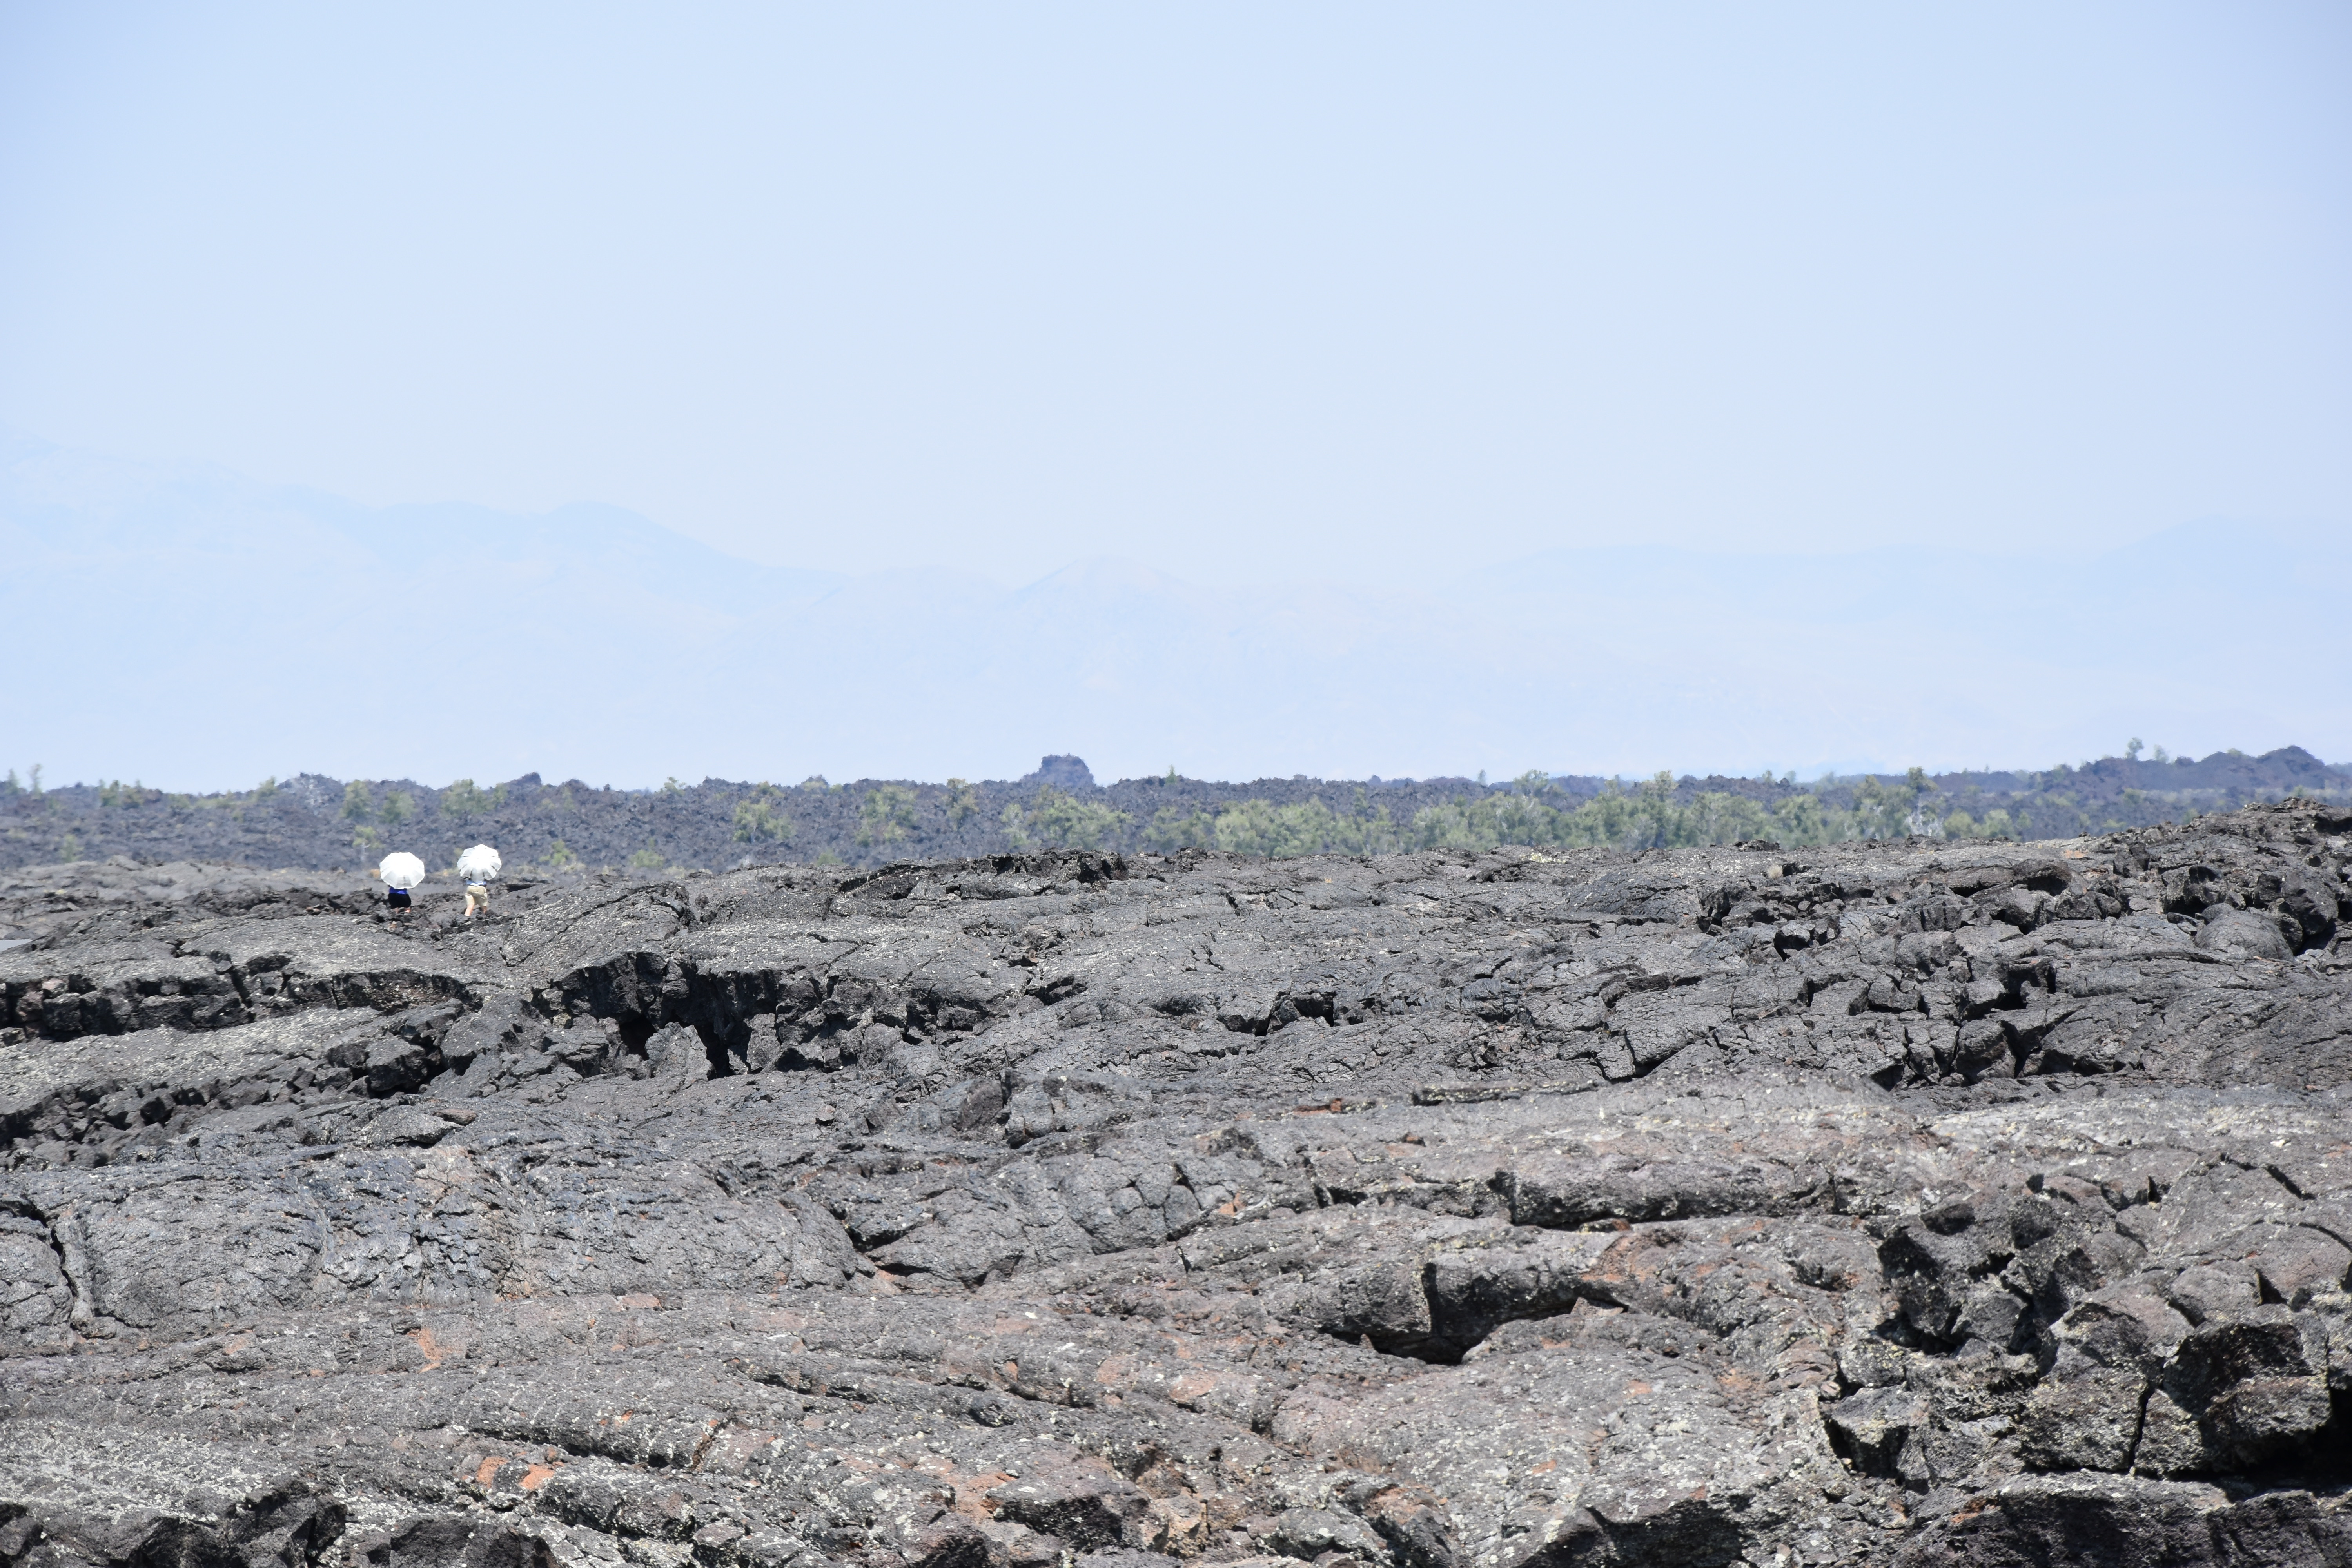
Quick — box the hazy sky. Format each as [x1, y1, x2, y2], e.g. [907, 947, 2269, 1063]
[3, 3, 2347, 587]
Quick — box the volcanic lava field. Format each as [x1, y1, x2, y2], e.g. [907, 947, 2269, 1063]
[2, 800, 2350, 1566]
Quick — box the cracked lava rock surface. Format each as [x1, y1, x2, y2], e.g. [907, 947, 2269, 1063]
[3, 802, 2351, 1567]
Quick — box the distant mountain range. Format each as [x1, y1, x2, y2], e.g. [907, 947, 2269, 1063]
[5, 428, 2345, 789]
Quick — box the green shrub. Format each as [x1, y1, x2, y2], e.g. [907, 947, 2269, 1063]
[1145, 795, 1397, 857]
[856, 784, 919, 849]
[1142, 806, 1217, 851]
[734, 784, 795, 844]
[441, 779, 504, 820]
[1022, 786, 1131, 850]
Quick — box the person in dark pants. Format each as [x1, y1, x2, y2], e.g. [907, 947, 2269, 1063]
[380, 851, 425, 912]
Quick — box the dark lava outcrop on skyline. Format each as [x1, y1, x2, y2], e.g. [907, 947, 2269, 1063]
[3, 802, 2350, 1566]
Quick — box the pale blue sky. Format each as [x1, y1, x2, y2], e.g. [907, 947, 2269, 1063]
[4, 3, 2346, 589]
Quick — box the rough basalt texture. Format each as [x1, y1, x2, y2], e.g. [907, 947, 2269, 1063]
[2, 802, 2349, 1567]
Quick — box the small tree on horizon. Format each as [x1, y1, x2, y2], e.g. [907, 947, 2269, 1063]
[856, 784, 919, 849]
[441, 779, 503, 821]
[735, 783, 794, 844]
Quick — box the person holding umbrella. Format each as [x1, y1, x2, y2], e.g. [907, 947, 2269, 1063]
[379, 851, 425, 911]
[457, 843, 502, 920]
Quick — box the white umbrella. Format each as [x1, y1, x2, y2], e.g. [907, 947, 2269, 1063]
[457, 844, 503, 882]
[379, 852, 426, 890]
